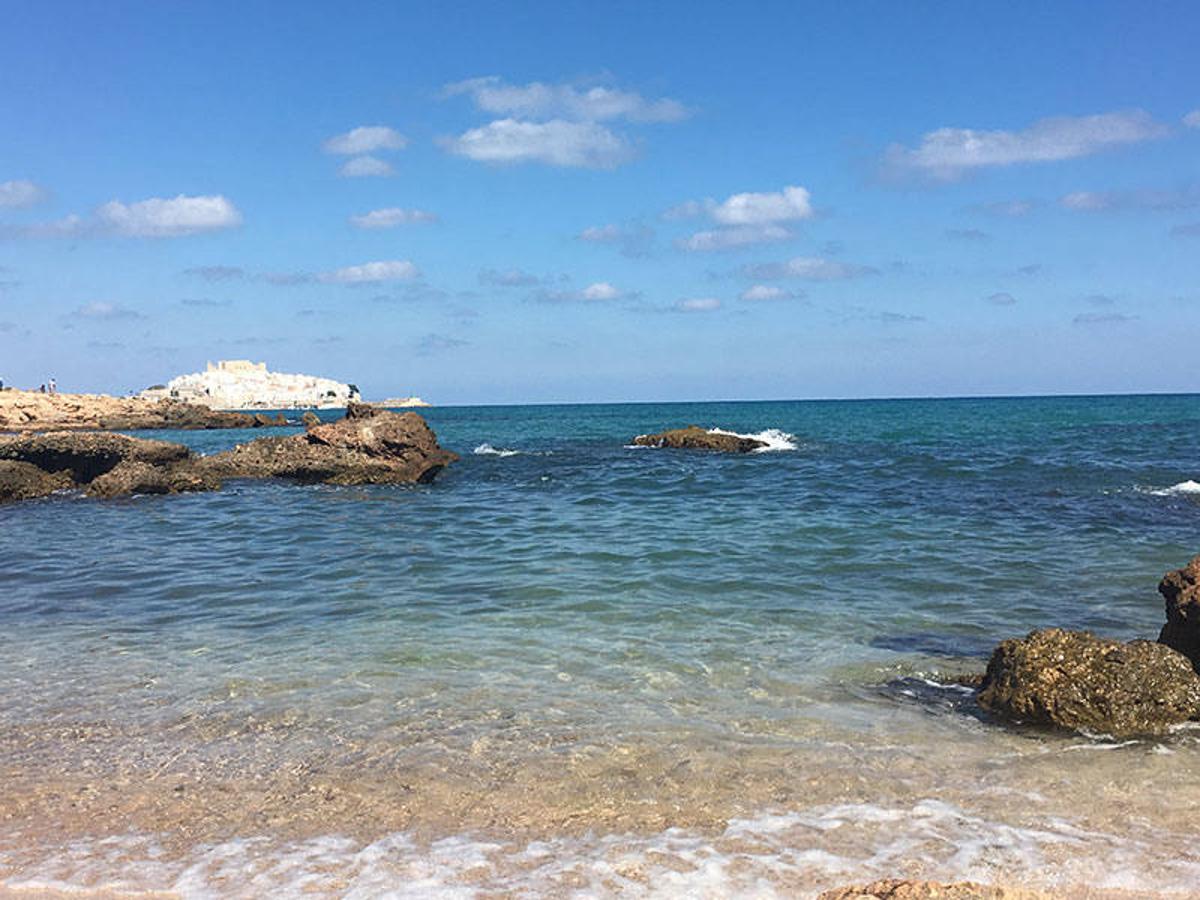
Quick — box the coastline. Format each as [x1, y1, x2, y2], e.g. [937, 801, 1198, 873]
[0, 389, 290, 432]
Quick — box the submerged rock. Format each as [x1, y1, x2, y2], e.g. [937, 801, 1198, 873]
[1157, 555, 1200, 672]
[819, 880, 1046, 899]
[632, 425, 766, 453]
[0, 460, 72, 503]
[977, 627, 1200, 737]
[202, 406, 457, 485]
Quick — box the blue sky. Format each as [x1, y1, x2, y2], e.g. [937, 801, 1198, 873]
[1, 0, 1198, 404]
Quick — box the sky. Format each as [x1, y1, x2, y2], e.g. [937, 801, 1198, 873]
[1, 0, 1198, 404]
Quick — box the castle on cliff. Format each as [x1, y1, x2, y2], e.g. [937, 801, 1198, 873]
[139, 360, 361, 410]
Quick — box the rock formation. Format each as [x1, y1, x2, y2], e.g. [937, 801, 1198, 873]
[977, 627, 1200, 737]
[0, 432, 216, 502]
[0, 389, 287, 431]
[632, 426, 766, 453]
[0, 408, 455, 502]
[1157, 554, 1200, 672]
[819, 880, 1047, 900]
[202, 404, 457, 485]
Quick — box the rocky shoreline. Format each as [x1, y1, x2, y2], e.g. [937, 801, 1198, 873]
[0, 403, 456, 503]
[0, 388, 289, 432]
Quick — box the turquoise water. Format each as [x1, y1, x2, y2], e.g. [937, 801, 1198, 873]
[2, 395, 1200, 896]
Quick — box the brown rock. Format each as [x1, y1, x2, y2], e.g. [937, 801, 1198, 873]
[0, 431, 191, 483]
[0, 388, 287, 431]
[85, 460, 221, 499]
[202, 408, 457, 485]
[252, 413, 275, 427]
[632, 425, 766, 453]
[301, 411, 321, 428]
[0, 460, 72, 503]
[977, 627, 1200, 737]
[819, 880, 1046, 900]
[1157, 555, 1200, 672]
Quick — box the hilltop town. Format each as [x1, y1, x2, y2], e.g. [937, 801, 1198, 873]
[139, 360, 362, 410]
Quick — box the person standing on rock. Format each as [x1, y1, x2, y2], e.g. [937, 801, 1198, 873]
[48, 378, 56, 394]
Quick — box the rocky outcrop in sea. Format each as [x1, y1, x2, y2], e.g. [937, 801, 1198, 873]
[0, 406, 455, 503]
[632, 425, 768, 452]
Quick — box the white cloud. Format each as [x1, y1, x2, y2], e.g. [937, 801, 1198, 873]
[443, 77, 689, 123]
[349, 207, 438, 229]
[74, 301, 144, 320]
[972, 199, 1035, 217]
[0, 179, 46, 208]
[677, 224, 791, 252]
[986, 292, 1017, 306]
[581, 281, 621, 301]
[577, 223, 654, 257]
[542, 281, 630, 302]
[317, 260, 420, 284]
[739, 284, 790, 301]
[1183, 110, 1200, 129]
[442, 118, 634, 168]
[323, 126, 408, 155]
[745, 256, 877, 281]
[1059, 186, 1200, 212]
[96, 195, 242, 238]
[661, 199, 706, 220]
[675, 297, 721, 312]
[339, 156, 395, 177]
[479, 267, 541, 287]
[885, 110, 1168, 181]
[711, 186, 813, 225]
[579, 224, 621, 242]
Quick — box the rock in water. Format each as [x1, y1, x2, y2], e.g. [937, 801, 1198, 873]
[86, 460, 220, 499]
[0, 432, 190, 482]
[0, 460, 73, 503]
[301, 410, 321, 428]
[632, 425, 766, 453]
[977, 627, 1200, 737]
[203, 407, 457, 485]
[1158, 555, 1200, 672]
[0, 432, 219, 501]
[819, 880, 1046, 899]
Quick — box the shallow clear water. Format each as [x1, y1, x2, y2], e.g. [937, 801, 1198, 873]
[2, 395, 1200, 897]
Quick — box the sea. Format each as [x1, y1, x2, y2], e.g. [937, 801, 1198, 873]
[2, 394, 1200, 898]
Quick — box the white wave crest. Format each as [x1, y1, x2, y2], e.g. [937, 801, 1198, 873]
[707, 427, 798, 452]
[473, 443, 521, 458]
[1143, 480, 1200, 497]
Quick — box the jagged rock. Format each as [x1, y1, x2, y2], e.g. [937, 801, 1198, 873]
[632, 425, 765, 453]
[0, 460, 73, 503]
[253, 413, 275, 427]
[202, 407, 457, 485]
[86, 460, 221, 499]
[0, 432, 191, 483]
[819, 880, 1046, 899]
[1158, 555, 1200, 672]
[977, 628, 1200, 737]
[301, 411, 321, 428]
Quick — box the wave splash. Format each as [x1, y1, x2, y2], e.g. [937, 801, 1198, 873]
[473, 443, 522, 458]
[706, 427, 799, 453]
[1142, 480, 1200, 497]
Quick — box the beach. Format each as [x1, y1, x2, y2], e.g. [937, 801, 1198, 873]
[2, 395, 1199, 896]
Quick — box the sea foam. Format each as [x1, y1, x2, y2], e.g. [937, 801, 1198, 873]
[1143, 479, 1200, 496]
[706, 427, 799, 452]
[473, 443, 522, 457]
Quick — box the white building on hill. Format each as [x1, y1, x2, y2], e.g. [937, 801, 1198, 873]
[140, 360, 360, 410]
